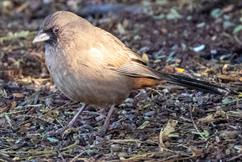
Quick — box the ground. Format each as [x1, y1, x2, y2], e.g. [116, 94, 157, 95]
[0, 0, 242, 161]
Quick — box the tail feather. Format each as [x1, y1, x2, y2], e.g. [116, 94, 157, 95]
[158, 72, 232, 95]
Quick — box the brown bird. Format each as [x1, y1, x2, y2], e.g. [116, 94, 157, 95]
[33, 11, 229, 134]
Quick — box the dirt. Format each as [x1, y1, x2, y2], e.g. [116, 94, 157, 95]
[0, 0, 242, 161]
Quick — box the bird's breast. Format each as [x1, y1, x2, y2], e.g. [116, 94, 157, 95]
[44, 45, 133, 106]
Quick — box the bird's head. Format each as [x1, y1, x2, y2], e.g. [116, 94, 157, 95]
[33, 11, 80, 45]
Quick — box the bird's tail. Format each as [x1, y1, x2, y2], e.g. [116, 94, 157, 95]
[158, 72, 232, 95]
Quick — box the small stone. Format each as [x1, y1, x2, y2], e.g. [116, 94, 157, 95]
[144, 111, 155, 117]
[95, 115, 105, 121]
[192, 44, 206, 52]
[111, 144, 121, 152]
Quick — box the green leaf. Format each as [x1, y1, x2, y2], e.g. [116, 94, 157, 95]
[47, 137, 59, 143]
[233, 25, 242, 34]
[210, 8, 222, 18]
[166, 8, 182, 20]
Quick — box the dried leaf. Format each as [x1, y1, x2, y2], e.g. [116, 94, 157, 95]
[13, 92, 24, 98]
[198, 110, 226, 124]
[141, 53, 149, 64]
[198, 113, 214, 123]
[159, 120, 178, 151]
[189, 147, 204, 157]
[0, 117, 6, 127]
[175, 67, 185, 73]
[117, 23, 126, 35]
[137, 121, 150, 129]
[220, 130, 239, 140]
[227, 110, 242, 118]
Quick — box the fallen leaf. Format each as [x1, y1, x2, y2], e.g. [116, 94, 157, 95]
[189, 147, 204, 157]
[159, 119, 178, 152]
[137, 121, 150, 129]
[166, 8, 182, 20]
[13, 92, 24, 98]
[198, 110, 226, 124]
[141, 53, 149, 64]
[233, 25, 242, 34]
[220, 130, 239, 140]
[117, 23, 126, 35]
[175, 67, 185, 73]
[0, 117, 6, 127]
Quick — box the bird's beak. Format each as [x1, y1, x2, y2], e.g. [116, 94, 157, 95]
[32, 31, 50, 44]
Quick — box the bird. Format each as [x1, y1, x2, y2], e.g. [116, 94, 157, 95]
[32, 11, 230, 135]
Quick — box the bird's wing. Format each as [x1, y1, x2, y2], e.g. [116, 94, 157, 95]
[112, 61, 161, 79]
[94, 27, 160, 79]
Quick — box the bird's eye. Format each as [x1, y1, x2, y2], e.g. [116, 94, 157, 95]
[52, 26, 59, 34]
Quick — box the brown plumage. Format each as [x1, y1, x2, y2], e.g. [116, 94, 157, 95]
[33, 11, 230, 134]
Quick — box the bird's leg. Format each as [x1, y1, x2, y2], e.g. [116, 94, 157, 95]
[47, 104, 86, 135]
[98, 105, 116, 136]
[67, 104, 86, 127]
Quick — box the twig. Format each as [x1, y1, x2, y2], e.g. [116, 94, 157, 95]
[69, 151, 87, 162]
[198, 0, 241, 14]
[15, 114, 55, 125]
[189, 107, 208, 140]
[110, 139, 157, 145]
[0, 149, 57, 157]
[60, 140, 79, 151]
[4, 114, 13, 129]
[0, 152, 13, 162]
[227, 153, 242, 161]
[0, 109, 31, 118]
[234, 35, 242, 46]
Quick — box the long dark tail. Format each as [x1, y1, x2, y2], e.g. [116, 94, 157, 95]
[158, 72, 233, 95]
